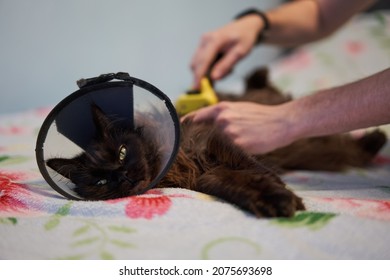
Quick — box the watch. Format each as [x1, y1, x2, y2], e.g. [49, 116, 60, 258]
[235, 8, 270, 44]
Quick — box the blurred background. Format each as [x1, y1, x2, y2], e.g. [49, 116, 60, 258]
[0, 0, 282, 113]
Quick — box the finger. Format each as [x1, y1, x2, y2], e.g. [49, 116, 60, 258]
[191, 104, 222, 123]
[190, 37, 212, 86]
[180, 107, 211, 123]
[180, 111, 195, 122]
[190, 49, 205, 88]
[191, 34, 224, 87]
[211, 46, 245, 80]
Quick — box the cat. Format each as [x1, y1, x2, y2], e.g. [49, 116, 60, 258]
[47, 68, 387, 218]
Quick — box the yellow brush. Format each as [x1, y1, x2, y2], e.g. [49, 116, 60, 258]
[175, 53, 223, 116]
[175, 77, 218, 116]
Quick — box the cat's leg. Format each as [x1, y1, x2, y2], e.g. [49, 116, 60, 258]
[190, 128, 304, 217]
[193, 166, 305, 218]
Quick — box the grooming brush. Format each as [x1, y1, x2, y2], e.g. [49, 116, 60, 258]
[175, 53, 223, 116]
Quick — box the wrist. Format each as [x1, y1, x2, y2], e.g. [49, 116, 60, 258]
[234, 8, 270, 44]
[281, 101, 308, 143]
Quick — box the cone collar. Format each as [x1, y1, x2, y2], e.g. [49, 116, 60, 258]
[36, 73, 180, 200]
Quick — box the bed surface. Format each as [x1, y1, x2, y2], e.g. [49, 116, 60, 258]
[1, 12, 389, 260]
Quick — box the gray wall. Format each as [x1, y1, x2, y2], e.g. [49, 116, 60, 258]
[0, 0, 281, 113]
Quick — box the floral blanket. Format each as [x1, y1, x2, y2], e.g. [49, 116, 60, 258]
[1, 12, 390, 260]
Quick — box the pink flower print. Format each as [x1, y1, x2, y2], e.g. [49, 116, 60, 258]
[34, 107, 52, 118]
[0, 171, 30, 212]
[125, 194, 172, 219]
[107, 189, 191, 219]
[312, 197, 390, 221]
[280, 50, 312, 71]
[0, 125, 27, 135]
[345, 41, 365, 55]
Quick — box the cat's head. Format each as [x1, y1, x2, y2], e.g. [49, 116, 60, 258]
[46, 103, 161, 200]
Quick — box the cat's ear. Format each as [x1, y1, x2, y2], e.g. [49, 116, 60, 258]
[91, 103, 110, 139]
[46, 158, 79, 179]
[245, 67, 269, 90]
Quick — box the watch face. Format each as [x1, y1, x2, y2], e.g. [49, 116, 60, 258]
[36, 75, 180, 200]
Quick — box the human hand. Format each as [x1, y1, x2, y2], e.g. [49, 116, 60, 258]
[183, 101, 298, 155]
[190, 15, 264, 88]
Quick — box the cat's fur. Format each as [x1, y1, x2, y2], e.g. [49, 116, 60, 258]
[47, 68, 387, 217]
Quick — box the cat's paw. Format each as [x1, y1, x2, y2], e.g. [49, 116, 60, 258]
[357, 129, 387, 156]
[249, 185, 305, 218]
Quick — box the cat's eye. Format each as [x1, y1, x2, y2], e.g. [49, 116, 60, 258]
[96, 179, 108, 186]
[118, 145, 127, 163]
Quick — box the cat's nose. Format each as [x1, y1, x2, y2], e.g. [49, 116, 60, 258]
[119, 175, 137, 186]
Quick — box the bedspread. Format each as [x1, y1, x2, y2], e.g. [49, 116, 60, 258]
[1, 11, 389, 260]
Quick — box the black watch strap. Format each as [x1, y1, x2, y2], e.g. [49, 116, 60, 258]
[235, 8, 270, 44]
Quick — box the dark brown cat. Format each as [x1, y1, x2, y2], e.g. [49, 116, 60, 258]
[47, 68, 387, 218]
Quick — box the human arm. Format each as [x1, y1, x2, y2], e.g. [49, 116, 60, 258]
[287, 68, 390, 141]
[191, 0, 377, 86]
[187, 68, 390, 155]
[264, 0, 377, 46]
